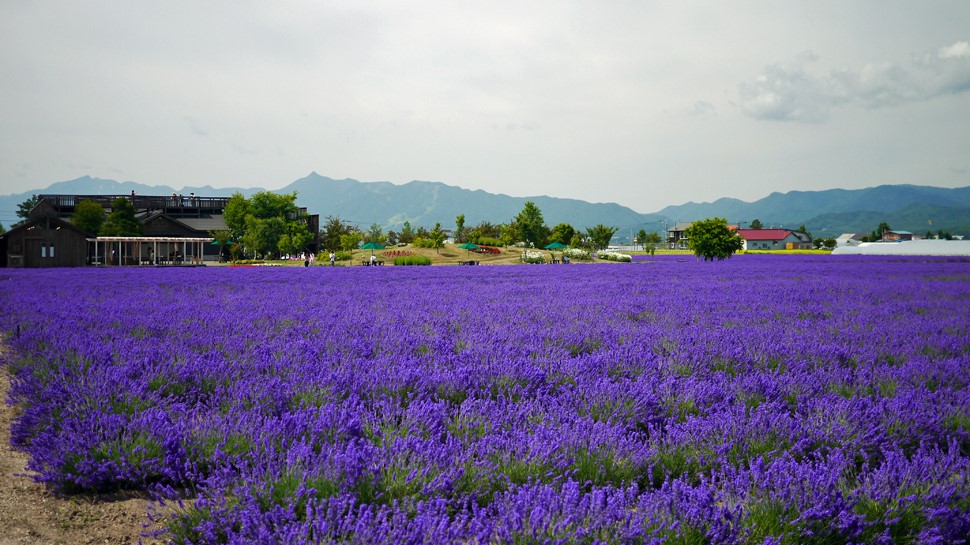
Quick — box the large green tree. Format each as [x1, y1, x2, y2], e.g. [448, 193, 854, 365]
[223, 193, 251, 242]
[100, 198, 143, 236]
[549, 223, 576, 246]
[454, 214, 466, 244]
[320, 216, 354, 252]
[398, 221, 416, 244]
[429, 222, 446, 254]
[14, 195, 40, 227]
[468, 221, 502, 244]
[749, 219, 763, 230]
[586, 224, 618, 251]
[685, 217, 744, 261]
[364, 223, 385, 244]
[71, 199, 105, 234]
[223, 191, 310, 258]
[514, 201, 549, 249]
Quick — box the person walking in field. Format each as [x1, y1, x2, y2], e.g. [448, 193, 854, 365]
[329, 251, 335, 266]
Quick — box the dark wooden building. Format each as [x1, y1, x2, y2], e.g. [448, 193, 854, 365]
[0, 215, 92, 268]
[1, 193, 320, 267]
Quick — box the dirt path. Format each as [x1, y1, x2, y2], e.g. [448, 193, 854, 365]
[0, 351, 168, 545]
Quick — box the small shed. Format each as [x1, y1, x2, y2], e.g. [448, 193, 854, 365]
[0, 216, 92, 267]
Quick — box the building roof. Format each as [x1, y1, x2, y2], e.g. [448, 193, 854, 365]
[179, 217, 228, 232]
[0, 215, 90, 239]
[735, 228, 794, 241]
[832, 240, 970, 256]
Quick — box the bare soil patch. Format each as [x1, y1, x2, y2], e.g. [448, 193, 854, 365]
[0, 349, 167, 545]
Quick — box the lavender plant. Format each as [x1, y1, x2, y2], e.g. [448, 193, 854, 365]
[1, 255, 968, 544]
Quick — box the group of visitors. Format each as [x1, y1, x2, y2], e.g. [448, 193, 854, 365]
[298, 251, 338, 267]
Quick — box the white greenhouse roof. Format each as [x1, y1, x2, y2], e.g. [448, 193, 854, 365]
[832, 240, 970, 256]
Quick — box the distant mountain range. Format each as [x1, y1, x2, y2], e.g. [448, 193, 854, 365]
[2, 173, 968, 239]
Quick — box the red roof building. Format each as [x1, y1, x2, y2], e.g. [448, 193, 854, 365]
[735, 229, 812, 250]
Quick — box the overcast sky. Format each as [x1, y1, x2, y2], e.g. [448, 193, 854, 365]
[2, 1, 968, 213]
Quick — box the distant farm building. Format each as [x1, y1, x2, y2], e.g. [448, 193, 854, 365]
[735, 228, 812, 250]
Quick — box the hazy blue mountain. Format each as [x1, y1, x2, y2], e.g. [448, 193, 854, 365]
[805, 203, 970, 237]
[658, 184, 970, 236]
[280, 172, 661, 231]
[3, 174, 968, 238]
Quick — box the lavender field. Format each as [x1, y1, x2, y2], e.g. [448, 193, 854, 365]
[2, 256, 969, 544]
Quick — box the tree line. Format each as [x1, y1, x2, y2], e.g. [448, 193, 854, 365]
[4, 193, 660, 258]
[316, 201, 632, 255]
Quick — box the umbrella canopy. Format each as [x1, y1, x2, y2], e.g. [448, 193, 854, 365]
[360, 241, 385, 256]
[458, 241, 479, 258]
[544, 241, 567, 250]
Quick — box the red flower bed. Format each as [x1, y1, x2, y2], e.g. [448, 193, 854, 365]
[473, 246, 501, 254]
[382, 250, 415, 257]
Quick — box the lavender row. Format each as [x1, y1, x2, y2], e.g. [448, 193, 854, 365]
[1, 255, 969, 543]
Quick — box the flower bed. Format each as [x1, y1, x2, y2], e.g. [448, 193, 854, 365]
[2, 256, 969, 543]
[596, 251, 632, 262]
[473, 245, 501, 255]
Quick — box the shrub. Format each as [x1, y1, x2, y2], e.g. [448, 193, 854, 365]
[412, 237, 434, 249]
[394, 256, 432, 266]
[472, 236, 504, 247]
[563, 248, 591, 260]
[335, 251, 352, 261]
[597, 251, 632, 263]
[521, 251, 545, 264]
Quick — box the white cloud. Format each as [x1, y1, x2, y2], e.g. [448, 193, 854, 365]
[939, 41, 970, 59]
[740, 41, 970, 122]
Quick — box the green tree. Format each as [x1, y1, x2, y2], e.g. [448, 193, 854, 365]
[399, 221, 416, 244]
[586, 224, 618, 251]
[872, 221, 892, 241]
[340, 231, 362, 252]
[569, 232, 585, 249]
[797, 224, 812, 239]
[321, 216, 353, 252]
[223, 193, 251, 242]
[549, 223, 576, 246]
[635, 229, 648, 250]
[13, 195, 40, 227]
[242, 216, 286, 258]
[251, 191, 299, 219]
[468, 221, 501, 243]
[429, 222, 446, 254]
[684, 217, 744, 261]
[224, 191, 310, 258]
[100, 198, 143, 236]
[454, 214, 466, 244]
[749, 219, 763, 230]
[514, 201, 548, 249]
[278, 221, 314, 256]
[210, 229, 232, 261]
[500, 220, 519, 247]
[71, 199, 105, 234]
[364, 223, 385, 244]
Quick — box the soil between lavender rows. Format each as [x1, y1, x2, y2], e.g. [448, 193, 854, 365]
[0, 357, 168, 545]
